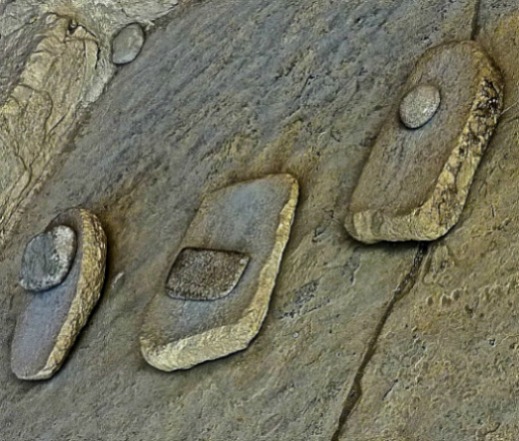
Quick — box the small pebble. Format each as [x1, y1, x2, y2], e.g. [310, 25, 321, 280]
[20, 225, 77, 292]
[110, 271, 125, 290]
[399, 84, 441, 129]
[112, 23, 145, 65]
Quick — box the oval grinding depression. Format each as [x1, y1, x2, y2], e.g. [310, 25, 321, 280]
[11, 209, 107, 380]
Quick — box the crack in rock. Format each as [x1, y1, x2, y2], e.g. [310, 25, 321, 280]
[330, 243, 429, 441]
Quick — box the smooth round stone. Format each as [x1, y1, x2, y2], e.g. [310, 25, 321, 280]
[399, 84, 441, 129]
[111, 23, 145, 65]
[20, 225, 77, 292]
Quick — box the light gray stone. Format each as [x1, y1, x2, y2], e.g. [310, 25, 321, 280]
[19, 225, 77, 292]
[112, 23, 145, 65]
[399, 84, 441, 129]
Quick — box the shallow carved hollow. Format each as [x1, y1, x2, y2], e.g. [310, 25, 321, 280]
[166, 247, 249, 301]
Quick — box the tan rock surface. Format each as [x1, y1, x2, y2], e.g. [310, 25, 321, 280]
[339, 10, 519, 441]
[0, 15, 99, 244]
[345, 41, 503, 244]
[0, 0, 491, 439]
[0, 0, 182, 249]
[1, 0, 184, 103]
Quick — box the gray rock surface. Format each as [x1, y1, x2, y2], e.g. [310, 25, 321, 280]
[142, 174, 298, 372]
[11, 209, 107, 380]
[112, 23, 145, 65]
[0, 0, 490, 439]
[19, 225, 77, 292]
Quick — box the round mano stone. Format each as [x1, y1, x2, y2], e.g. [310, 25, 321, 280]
[20, 225, 77, 292]
[399, 84, 441, 129]
[111, 23, 145, 65]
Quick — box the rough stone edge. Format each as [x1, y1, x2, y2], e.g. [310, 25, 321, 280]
[25, 209, 107, 380]
[346, 41, 503, 244]
[0, 0, 184, 251]
[140, 174, 299, 372]
[0, 15, 101, 247]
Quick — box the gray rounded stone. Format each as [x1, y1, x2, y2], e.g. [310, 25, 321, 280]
[20, 225, 77, 292]
[399, 84, 441, 129]
[112, 23, 145, 65]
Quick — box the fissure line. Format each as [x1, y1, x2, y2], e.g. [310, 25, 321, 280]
[330, 242, 429, 441]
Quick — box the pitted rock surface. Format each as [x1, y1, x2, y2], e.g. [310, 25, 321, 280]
[19, 225, 77, 292]
[166, 248, 250, 301]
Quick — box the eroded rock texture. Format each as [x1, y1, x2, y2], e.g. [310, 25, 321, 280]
[0, 0, 183, 248]
[0, 15, 98, 244]
[0, 0, 506, 440]
[1, 0, 183, 100]
[339, 7, 519, 441]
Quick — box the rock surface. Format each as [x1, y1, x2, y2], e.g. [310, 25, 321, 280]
[345, 41, 503, 243]
[19, 225, 77, 292]
[0, 14, 99, 245]
[141, 174, 298, 371]
[166, 248, 250, 301]
[11, 209, 107, 380]
[0, 0, 183, 249]
[0, 0, 494, 439]
[339, 9, 519, 441]
[112, 23, 145, 65]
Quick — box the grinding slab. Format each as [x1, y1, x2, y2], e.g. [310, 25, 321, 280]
[345, 41, 503, 243]
[140, 174, 299, 372]
[11, 209, 107, 380]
